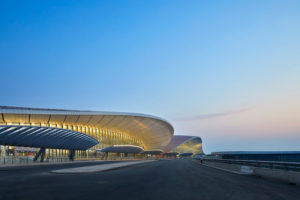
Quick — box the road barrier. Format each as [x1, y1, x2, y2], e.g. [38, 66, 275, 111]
[0, 156, 70, 165]
[204, 158, 300, 171]
[0, 155, 152, 166]
[202, 158, 300, 184]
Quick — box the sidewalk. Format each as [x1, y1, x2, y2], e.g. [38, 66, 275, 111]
[51, 160, 156, 174]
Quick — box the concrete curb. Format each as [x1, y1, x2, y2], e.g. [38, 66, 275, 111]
[51, 160, 156, 174]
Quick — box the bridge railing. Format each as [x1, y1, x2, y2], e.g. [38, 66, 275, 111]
[203, 158, 300, 171]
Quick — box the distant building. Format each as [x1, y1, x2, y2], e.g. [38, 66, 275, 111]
[163, 135, 204, 157]
[211, 151, 300, 163]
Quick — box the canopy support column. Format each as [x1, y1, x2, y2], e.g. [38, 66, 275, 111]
[33, 147, 46, 162]
[68, 150, 75, 161]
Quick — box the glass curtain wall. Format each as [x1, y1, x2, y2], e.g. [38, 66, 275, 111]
[0, 121, 144, 160]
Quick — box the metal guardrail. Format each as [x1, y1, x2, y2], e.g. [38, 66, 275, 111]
[0, 156, 70, 165]
[203, 158, 300, 171]
[0, 156, 152, 166]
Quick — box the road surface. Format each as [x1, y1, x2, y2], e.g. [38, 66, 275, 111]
[0, 159, 299, 200]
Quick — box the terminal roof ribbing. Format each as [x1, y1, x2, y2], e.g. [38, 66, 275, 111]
[0, 106, 174, 150]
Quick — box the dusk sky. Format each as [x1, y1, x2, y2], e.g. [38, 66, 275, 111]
[1, 0, 300, 153]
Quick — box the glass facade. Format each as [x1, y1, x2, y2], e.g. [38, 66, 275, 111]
[0, 121, 144, 160]
[217, 152, 300, 163]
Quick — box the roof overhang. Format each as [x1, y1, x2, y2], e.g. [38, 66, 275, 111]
[140, 149, 163, 154]
[164, 152, 179, 156]
[0, 106, 174, 150]
[0, 125, 98, 150]
[97, 145, 143, 154]
[179, 153, 193, 157]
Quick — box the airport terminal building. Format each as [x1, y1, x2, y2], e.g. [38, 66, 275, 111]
[163, 135, 203, 157]
[0, 106, 203, 162]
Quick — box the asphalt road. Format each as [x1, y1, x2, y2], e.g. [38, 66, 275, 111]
[0, 159, 299, 200]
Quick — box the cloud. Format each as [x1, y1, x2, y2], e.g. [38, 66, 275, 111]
[174, 107, 253, 122]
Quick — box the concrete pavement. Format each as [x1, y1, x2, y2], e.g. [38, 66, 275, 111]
[0, 159, 299, 200]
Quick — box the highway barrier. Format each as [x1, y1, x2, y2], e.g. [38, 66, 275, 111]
[202, 158, 300, 185]
[204, 158, 300, 171]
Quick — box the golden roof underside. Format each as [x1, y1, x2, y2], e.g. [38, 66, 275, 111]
[0, 106, 174, 150]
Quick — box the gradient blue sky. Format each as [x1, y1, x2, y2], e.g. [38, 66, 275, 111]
[1, 0, 300, 153]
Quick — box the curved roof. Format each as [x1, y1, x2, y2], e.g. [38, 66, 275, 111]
[164, 152, 179, 156]
[163, 135, 203, 154]
[179, 153, 194, 157]
[140, 149, 163, 154]
[0, 106, 174, 150]
[0, 125, 98, 150]
[99, 145, 143, 153]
